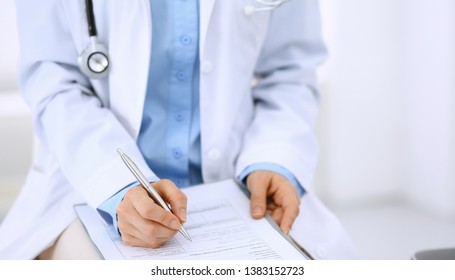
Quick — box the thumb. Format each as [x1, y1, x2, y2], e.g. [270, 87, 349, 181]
[246, 172, 270, 219]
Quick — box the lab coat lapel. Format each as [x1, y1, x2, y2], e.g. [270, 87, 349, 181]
[200, 0, 216, 56]
[109, 0, 152, 139]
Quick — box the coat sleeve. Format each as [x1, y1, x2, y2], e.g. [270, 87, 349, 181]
[15, 0, 155, 208]
[235, 0, 327, 189]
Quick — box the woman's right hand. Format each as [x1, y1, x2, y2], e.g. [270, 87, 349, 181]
[116, 179, 187, 248]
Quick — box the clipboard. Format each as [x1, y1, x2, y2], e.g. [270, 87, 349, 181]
[74, 179, 313, 260]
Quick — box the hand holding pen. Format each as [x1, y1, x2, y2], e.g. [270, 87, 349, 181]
[116, 149, 191, 248]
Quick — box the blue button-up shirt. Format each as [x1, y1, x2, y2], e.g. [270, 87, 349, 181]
[137, 0, 202, 188]
[98, 0, 304, 230]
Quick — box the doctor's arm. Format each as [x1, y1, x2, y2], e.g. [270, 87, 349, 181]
[16, 1, 187, 248]
[15, 1, 168, 224]
[236, 0, 327, 232]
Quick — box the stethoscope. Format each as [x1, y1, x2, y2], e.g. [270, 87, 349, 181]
[78, 0, 110, 79]
[78, 0, 291, 79]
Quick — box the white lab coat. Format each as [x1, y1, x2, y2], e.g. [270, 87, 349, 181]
[0, 0, 357, 259]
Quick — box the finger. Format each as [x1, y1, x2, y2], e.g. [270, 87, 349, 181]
[119, 221, 176, 248]
[266, 201, 279, 211]
[121, 232, 171, 249]
[247, 172, 271, 219]
[128, 186, 181, 230]
[270, 207, 284, 226]
[119, 210, 178, 239]
[153, 179, 188, 222]
[117, 190, 179, 246]
[280, 195, 300, 235]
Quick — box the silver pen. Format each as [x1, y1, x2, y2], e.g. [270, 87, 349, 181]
[117, 148, 192, 242]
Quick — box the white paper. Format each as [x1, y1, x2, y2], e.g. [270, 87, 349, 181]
[75, 179, 307, 260]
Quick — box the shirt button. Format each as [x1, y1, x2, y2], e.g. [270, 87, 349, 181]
[180, 35, 192, 45]
[176, 71, 185, 80]
[175, 112, 184, 122]
[172, 148, 182, 159]
[201, 61, 213, 74]
[208, 149, 221, 161]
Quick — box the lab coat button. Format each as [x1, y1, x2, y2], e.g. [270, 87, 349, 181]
[315, 247, 327, 259]
[202, 61, 213, 74]
[244, 5, 255, 16]
[208, 149, 221, 160]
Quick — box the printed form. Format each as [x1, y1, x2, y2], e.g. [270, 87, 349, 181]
[75, 179, 306, 260]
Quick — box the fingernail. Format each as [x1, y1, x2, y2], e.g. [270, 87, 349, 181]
[283, 226, 291, 235]
[253, 206, 263, 217]
[170, 219, 180, 230]
[179, 208, 187, 222]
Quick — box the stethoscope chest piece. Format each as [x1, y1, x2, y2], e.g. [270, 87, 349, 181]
[78, 36, 110, 79]
[78, 0, 110, 79]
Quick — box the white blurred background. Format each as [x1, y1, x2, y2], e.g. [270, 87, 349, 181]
[0, 0, 454, 259]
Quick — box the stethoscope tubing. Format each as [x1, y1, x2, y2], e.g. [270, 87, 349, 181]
[80, 0, 291, 78]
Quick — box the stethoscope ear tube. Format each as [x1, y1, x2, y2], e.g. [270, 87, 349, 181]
[85, 0, 97, 37]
